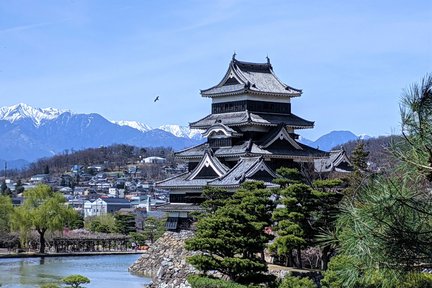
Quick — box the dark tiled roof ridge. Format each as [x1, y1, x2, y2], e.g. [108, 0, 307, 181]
[190, 111, 314, 129]
[175, 142, 207, 155]
[156, 171, 190, 185]
[210, 156, 262, 183]
[233, 59, 302, 93]
[232, 58, 272, 70]
[201, 57, 302, 96]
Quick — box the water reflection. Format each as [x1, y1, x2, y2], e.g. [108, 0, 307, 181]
[0, 254, 150, 288]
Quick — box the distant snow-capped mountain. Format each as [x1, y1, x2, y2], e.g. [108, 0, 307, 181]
[112, 120, 153, 132]
[0, 103, 202, 163]
[0, 103, 374, 166]
[158, 124, 203, 140]
[111, 121, 203, 140]
[0, 103, 67, 127]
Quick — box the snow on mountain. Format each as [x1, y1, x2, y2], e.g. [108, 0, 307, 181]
[112, 120, 153, 132]
[0, 104, 202, 162]
[0, 103, 67, 127]
[358, 134, 372, 140]
[158, 124, 203, 140]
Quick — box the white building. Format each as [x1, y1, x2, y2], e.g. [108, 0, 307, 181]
[142, 156, 166, 164]
[83, 197, 131, 218]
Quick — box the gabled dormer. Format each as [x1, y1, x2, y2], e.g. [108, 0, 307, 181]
[202, 123, 243, 138]
[202, 123, 243, 148]
[209, 156, 278, 187]
[186, 150, 229, 180]
[260, 125, 303, 150]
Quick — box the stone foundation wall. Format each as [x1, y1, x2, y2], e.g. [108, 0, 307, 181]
[129, 230, 197, 288]
[129, 230, 323, 287]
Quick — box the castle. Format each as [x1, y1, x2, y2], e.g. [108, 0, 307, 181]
[157, 55, 330, 229]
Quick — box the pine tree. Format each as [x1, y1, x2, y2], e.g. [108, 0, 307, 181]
[271, 183, 316, 268]
[324, 75, 432, 287]
[114, 213, 136, 235]
[273, 167, 304, 188]
[345, 141, 369, 199]
[351, 141, 369, 171]
[186, 182, 273, 284]
[200, 186, 231, 214]
[142, 216, 166, 244]
[312, 178, 344, 270]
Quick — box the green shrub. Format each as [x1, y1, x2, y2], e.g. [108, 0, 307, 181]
[62, 274, 90, 288]
[278, 275, 316, 288]
[187, 275, 254, 288]
[402, 273, 432, 288]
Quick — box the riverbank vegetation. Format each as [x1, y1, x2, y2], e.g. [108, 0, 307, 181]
[186, 75, 432, 287]
[0, 184, 166, 253]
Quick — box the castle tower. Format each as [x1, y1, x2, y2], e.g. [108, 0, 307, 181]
[157, 56, 327, 229]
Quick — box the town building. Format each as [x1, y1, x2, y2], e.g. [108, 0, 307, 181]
[83, 197, 131, 218]
[157, 56, 328, 229]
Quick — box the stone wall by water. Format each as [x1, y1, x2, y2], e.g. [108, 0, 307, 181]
[129, 230, 197, 288]
[129, 230, 323, 288]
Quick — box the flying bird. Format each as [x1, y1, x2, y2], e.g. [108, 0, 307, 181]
[154, 96, 159, 102]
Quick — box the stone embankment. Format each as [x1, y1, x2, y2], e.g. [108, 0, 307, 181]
[129, 230, 197, 288]
[129, 230, 322, 287]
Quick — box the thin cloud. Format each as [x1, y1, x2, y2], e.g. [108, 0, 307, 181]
[0, 18, 71, 35]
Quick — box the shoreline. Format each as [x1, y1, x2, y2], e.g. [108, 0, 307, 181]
[0, 250, 144, 259]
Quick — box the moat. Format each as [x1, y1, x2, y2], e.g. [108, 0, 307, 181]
[0, 254, 150, 288]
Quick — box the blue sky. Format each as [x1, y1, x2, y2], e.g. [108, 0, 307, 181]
[0, 0, 431, 140]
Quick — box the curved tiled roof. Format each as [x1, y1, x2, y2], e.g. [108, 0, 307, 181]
[175, 138, 327, 160]
[156, 156, 279, 190]
[189, 111, 314, 130]
[208, 157, 277, 187]
[201, 58, 302, 97]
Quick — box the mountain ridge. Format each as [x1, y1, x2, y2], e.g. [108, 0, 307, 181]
[0, 103, 372, 167]
[0, 104, 202, 164]
[299, 130, 371, 151]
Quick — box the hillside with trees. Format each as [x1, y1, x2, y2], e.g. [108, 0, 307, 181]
[339, 135, 402, 170]
[4, 144, 176, 179]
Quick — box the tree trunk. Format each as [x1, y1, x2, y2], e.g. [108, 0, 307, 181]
[321, 245, 331, 270]
[288, 249, 294, 267]
[38, 228, 47, 254]
[297, 246, 303, 269]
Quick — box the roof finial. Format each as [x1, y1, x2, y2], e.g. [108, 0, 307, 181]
[232, 51, 236, 60]
[266, 54, 270, 64]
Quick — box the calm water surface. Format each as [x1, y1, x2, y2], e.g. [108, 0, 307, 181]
[0, 254, 151, 288]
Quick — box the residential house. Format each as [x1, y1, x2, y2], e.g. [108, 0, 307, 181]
[83, 197, 131, 218]
[30, 174, 50, 184]
[143, 156, 166, 164]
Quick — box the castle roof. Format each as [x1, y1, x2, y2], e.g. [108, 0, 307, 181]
[189, 110, 314, 130]
[314, 149, 353, 173]
[201, 57, 302, 98]
[176, 126, 328, 160]
[157, 156, 279, 190]
[208, 156, 278, 188]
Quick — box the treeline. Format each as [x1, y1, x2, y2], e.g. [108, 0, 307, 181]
[0, 185, 166, 253]
[340, 135, 403, 169]
[15, 144, 175, 178]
